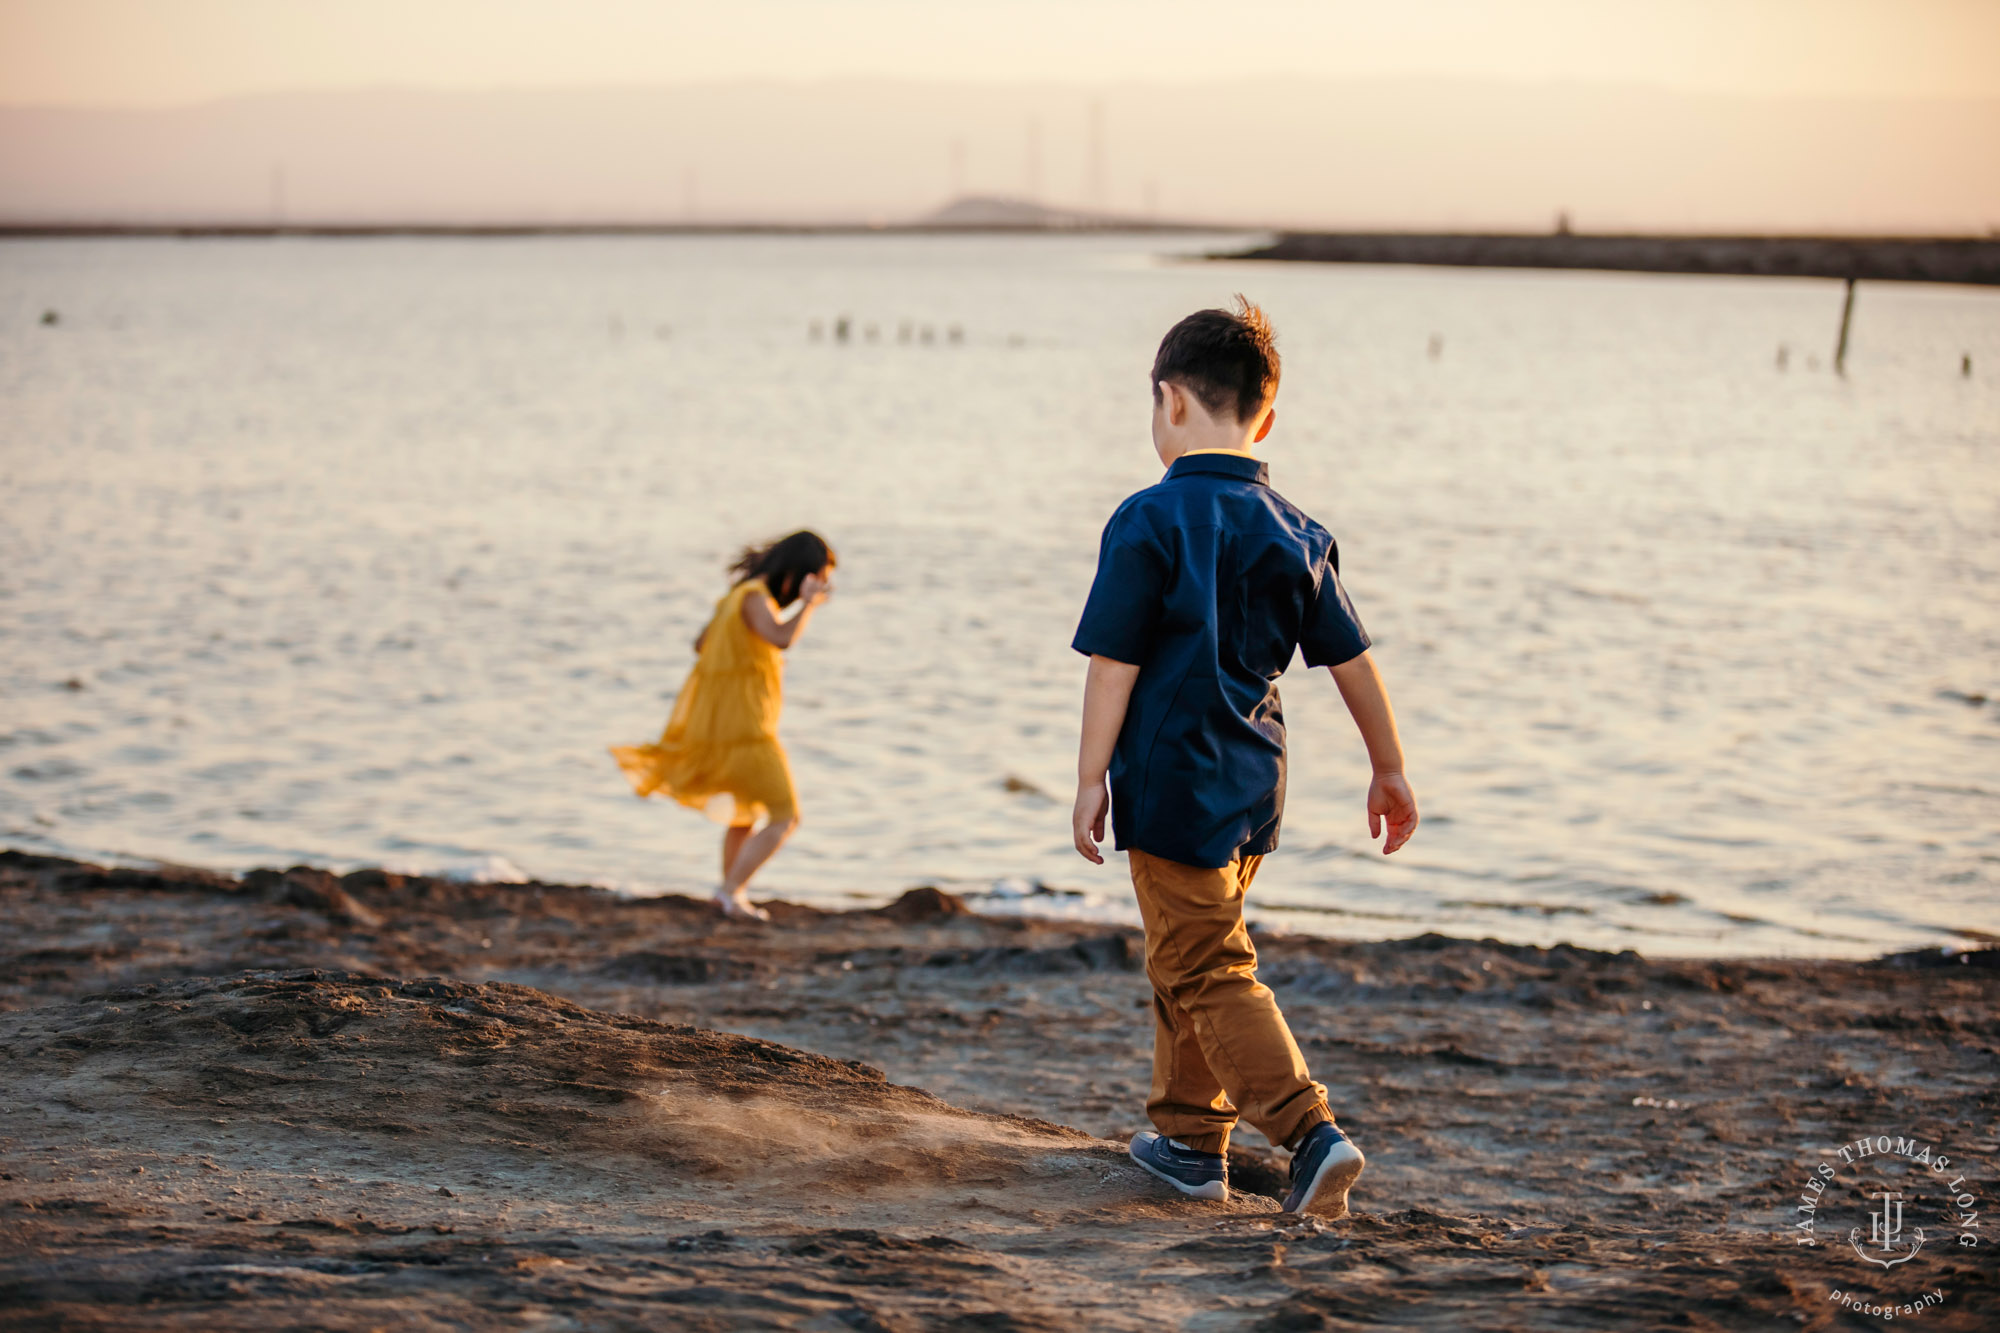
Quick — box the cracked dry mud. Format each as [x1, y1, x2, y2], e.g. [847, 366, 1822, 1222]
[2, 850, 1995, 1329]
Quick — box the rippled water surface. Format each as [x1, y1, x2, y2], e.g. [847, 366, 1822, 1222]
[4, 234, 1997, 956]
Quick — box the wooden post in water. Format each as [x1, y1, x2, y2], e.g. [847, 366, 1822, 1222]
[1834, 278, 1857, 376]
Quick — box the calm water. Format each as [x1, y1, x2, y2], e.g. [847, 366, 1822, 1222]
[4, 234, 1997, 957]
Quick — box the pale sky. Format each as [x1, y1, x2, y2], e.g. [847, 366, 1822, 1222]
[3, 0, 1998, 107]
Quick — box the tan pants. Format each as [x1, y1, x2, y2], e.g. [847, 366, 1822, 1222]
[1129, 849, 1332, 1155]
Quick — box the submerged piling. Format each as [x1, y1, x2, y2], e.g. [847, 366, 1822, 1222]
[1834, 278, 1857, 376]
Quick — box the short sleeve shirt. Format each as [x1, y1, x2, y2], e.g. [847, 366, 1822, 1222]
[1072, 451, 1369, 868]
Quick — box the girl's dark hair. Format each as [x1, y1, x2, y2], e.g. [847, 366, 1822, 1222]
[730, 530, 836, 608]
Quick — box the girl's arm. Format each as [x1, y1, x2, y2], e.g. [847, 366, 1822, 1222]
[741, 574, 831, 649]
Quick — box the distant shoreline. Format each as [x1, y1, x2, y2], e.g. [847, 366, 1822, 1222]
[0, 221, 1213, 239]
[1228, 231, 2000, 286]
[7, 224, 1997, 286]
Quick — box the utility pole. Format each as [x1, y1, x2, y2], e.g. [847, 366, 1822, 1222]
[1026, 117, 1042, 202]
[1087, 99, 1105, 214]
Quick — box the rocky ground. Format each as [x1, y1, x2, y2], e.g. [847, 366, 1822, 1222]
[2, 848, 1996, 1329]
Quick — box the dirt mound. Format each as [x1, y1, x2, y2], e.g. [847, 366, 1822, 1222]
[0, 971, 1106, 1195]
[0, 970, 1276, 1330]
[871, 885, 969, 923]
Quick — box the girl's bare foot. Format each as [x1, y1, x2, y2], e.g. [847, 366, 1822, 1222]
[712, 890, 770, 922]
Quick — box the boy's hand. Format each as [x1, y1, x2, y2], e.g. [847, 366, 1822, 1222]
[1367, 773, 1419, 854]
[1072, 779, 1109, 864]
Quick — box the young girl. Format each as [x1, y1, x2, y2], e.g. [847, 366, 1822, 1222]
[611, 531, 835, 920]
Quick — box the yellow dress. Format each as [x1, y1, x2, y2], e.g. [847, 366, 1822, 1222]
[610, 579, 799, 825]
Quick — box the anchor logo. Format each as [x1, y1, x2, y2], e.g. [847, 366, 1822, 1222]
[1850, 1191, 1925, 1268]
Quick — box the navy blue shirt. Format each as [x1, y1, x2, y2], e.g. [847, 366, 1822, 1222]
[1072, 452, 1370, 869]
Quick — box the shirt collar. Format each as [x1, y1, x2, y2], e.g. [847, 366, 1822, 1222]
[1166, 451, 1270, 486]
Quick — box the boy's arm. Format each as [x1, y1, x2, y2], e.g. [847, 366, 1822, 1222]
[1072, 654, 1141, 863]
[1329, 651, 1419, 854]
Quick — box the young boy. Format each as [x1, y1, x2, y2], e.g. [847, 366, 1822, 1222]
[1071, 297, 1418, 1217]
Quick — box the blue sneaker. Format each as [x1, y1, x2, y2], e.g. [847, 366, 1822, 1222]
[1127, 1131, 1229, 1202]
[1281, 1122, 1365, 1217]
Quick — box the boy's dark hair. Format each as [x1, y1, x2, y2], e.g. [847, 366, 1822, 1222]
[1151, 295, 1280, 423]
[731, 530, 836, 608]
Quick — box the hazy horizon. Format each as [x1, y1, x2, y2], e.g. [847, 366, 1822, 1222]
[9, 67, 2000, 113]
[4, 74, 1998, 234]
[8, 0, 2000, 107]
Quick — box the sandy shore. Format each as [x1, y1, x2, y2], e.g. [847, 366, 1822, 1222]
[2, 849, 1995, 1329]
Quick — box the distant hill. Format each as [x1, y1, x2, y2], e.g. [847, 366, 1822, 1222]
[918, 194, 1184, 230]
[2, 78, 1996, 233]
